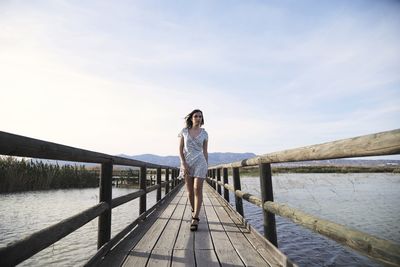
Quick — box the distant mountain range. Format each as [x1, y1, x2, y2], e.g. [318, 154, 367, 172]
[118, 152, 257, 167]
[120, 154, 400, 167]
[31, 153, 400, 168]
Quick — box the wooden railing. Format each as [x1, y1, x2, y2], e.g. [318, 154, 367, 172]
[0, 131, 182, 267]
[206, 129, 400, 267]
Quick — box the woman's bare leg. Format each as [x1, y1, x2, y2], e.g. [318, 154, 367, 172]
[193, 178, 204, 220]
[184, 175, 194, 211]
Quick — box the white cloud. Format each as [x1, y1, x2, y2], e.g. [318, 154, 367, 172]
[1, 1, 399, 158]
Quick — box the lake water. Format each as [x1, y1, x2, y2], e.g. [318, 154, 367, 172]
[0, 173, 399, 266]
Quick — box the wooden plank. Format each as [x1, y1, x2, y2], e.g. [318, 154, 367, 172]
[203, 192, 244, 267]
[147, 197, 187, 266]
[194, 199, 214, 250]
[97, 185, 184, 267]
[131, 219, 171, 252]
[208, 191, 271, 267]
[174, 200, 194, 250]
[207, 185, 295, 267]
[195, 249, 220, 267]
[153, 196, 187, 250]
[123, 249, 150, 266]
[146, 249, 173, 267]
[123, 191, 185, 266]
[171, 249, 195, 267]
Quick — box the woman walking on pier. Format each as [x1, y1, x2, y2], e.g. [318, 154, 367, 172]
[178, 109, 209, 231]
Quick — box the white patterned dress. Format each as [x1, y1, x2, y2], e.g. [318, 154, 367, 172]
[178, 128, 208, 179]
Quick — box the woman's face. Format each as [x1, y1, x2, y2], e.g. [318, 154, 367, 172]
[191, 112, 203, 126]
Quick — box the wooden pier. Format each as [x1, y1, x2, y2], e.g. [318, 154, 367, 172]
[1, 129, 400, 267]
[95, 184, 292, 267]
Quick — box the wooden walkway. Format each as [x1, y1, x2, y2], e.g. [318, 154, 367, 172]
[97, 183, 295, 267]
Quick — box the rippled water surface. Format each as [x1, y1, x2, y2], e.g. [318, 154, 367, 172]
[230, 173, 400, 267]
[0, 187, 158, 266]
[1, 173, 399, 266]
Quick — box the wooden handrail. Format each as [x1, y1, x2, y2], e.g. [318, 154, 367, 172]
[112, 190, 146, 208]
[207, 177, 400, 266]
[206, 128, 400, 266]
[0, 130, 181, 266]
[85, 182, 184, 266]
[0, 131, 172, 169]
[0, 202, 108, 266]
[209, 129, 400, 169]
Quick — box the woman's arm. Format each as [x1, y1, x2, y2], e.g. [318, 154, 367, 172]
[179, 137, 189, 174]
[179, 137, 185, 163]
[203, 139, 208, 164]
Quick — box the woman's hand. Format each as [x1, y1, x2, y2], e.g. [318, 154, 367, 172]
[181, 162, 189, 175]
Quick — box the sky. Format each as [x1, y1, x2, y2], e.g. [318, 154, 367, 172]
[1, 0, 399, 159]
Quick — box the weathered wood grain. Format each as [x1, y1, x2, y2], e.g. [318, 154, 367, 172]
[195, 249, 220, 267]
[210, 128, 400, 168]
[147, 197, 187, 266]
[174, 201, 194, 250]
[264, 201, 400, 267]
[208, 191, 271, 267]
[122, 192, 183, 266]
[194, 204, 213, 250]
[95, 186, 184, 267]
[0, 131, 173, 169]
[171, 249, 195, 267]
[146, 249, 172, 267]
[208, 185, 295, 267]
[203, 193, 244, 266]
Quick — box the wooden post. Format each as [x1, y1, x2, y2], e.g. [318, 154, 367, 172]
[232, 167, 244, 216]
[174, 169, 177, 187]
[165, 168, 170, 194]
[216, 168, 221, 195]
[156, 168, 162, 202]
[98, 161, 113, 249]
[212, 169, 216, 190]
[223, 168, 229, 202]
[170, 169, 175, 190]
[139, 166, 147, 215]
[259, 163, 278, 247]
[174, 169, 178, 188]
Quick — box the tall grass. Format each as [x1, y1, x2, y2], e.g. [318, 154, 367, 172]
[0, 156, 99, 193]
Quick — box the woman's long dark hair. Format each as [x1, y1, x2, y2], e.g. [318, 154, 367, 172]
[185, 109, 204, 129]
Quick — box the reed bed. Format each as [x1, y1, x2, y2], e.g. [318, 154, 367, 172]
[0, 157, 98, 193]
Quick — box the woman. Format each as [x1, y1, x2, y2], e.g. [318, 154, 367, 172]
[178, 109, 208, 231]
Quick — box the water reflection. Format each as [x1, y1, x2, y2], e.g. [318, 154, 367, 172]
[228, 173, 400, 266]
[1, 173, 399, 266]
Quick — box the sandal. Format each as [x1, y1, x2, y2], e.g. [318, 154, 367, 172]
[190, 217, 200, 231]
